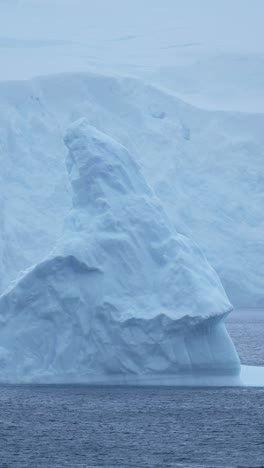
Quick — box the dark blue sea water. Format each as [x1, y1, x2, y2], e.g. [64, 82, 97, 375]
[0, 384, 264, 468]
[226, 309, 264, 366]
[0, 309, 263, 468]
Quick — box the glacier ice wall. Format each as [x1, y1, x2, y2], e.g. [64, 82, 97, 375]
[0, 119, 240, 384]
[0, 73, 263, 308]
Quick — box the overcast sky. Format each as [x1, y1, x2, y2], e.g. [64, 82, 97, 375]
[0, 0, 264, 80]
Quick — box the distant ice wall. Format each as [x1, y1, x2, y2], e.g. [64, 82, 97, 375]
[0, 73, 263, 307]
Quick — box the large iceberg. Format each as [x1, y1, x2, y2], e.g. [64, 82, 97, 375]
[0, 119, 240, 384]
[1, 74, 263, 308]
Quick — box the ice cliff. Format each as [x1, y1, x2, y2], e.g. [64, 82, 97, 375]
[0, 74, 263, 308]
[0, 119, 240, 384]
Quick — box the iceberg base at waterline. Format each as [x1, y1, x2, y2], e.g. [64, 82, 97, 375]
[0, 120, 240, 384]
[240, 366, 264, 387]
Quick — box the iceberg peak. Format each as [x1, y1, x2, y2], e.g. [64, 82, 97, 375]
[0, 119, 240, 384]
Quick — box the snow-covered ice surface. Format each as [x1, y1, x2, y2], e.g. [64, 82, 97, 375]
[0, 119, 240, 384]
[0, 1, 264, 308]
[0, 73, 264, 308]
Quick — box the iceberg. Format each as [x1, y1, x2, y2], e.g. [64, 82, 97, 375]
[1, 73, 263, 308]
[0, 119, 240, 384]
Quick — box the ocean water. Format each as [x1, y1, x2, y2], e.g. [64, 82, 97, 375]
[0, 309, 263, 468]
[1, 385, 264, 468]
[226, 309, 264, 366]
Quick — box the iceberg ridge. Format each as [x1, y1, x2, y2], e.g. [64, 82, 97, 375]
[0, 119, 240, 384]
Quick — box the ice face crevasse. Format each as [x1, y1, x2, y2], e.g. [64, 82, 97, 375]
[0, 119, 240, 384]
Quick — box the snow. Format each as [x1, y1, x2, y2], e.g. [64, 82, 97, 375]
[0, 119, 240, 384]
[0, 72, 263, 309]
